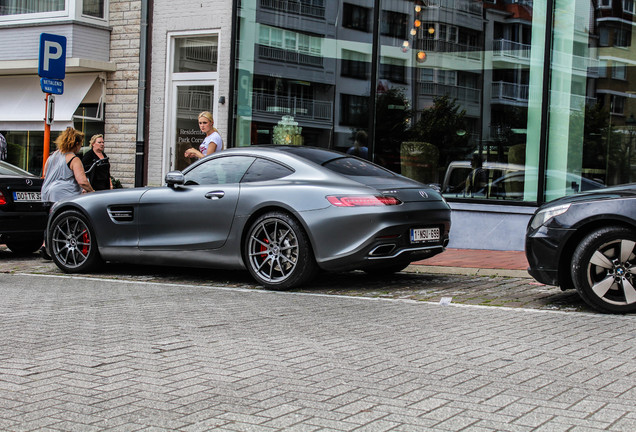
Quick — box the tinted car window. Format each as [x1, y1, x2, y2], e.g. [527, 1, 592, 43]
[184, 156, 255, 185]
[323, 157, 396, 178]
[242, 158, 293, 183]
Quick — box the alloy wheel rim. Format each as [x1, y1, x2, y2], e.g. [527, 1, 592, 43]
[52, 216, 92, 268]
[586, 239, 636, 306]
[247, 218, 299, 283]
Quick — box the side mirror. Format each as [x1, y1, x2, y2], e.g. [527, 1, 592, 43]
[165, 171, 185, 187]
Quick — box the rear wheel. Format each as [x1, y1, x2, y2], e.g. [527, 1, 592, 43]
[5, 236, 43, 255]
[48, 210, 101, 273]
[244, 211, 316, 289]
[571, 226, 636, 313]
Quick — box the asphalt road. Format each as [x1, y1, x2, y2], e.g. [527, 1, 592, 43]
[0, 246, 592, 312]
[1, 272, 635, 431]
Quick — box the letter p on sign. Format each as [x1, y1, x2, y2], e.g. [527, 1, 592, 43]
[38, 33, 67, 80]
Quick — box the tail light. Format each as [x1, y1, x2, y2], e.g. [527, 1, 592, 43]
[326, 195, 402, 207]
[0, 191, 6, 206]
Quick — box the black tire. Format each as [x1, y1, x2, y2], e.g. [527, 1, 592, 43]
[47, 209, 102, 273]
[244, 211, 316, 290]
[5, 236, 44, 255]
[571, 226, 636, 313]
[363, 261, 411, 275]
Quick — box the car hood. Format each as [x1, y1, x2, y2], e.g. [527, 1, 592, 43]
[541, 183, 636, 209]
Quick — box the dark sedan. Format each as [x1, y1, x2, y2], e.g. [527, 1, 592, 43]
[0, 160, 49, 254]
[46, 146, 451, 289]
[526, 183, 636, 313]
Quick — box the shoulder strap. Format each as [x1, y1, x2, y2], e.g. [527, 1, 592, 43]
[67, 155, 79, 170]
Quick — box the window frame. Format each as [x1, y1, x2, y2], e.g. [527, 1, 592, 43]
[0, 0, 108, 25]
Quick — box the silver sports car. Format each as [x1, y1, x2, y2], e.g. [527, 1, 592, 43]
[46, 146, 451, 289]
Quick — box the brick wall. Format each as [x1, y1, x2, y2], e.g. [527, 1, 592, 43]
[105, 0, 142, 188]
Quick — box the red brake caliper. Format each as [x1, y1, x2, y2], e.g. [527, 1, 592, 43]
[259, 238, 269, 260]
[81, 231, 90, 256]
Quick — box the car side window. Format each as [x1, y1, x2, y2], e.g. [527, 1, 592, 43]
[241, 158, 294, 183]
[184, 156, 255, 185]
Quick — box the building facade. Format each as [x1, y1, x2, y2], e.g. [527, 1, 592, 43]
[0, 0, 144, 187]
[226, 0, 636, 250]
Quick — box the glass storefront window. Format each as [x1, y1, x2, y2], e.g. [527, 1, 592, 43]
[232, 0, 636, 205]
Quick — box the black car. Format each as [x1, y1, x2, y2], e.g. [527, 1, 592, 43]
[525, 183, 636, 313]
[0, 160, 49, 254]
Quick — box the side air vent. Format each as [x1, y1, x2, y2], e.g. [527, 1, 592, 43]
[107, 206, 134, 222]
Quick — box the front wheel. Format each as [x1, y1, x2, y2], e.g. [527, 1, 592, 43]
[571, 226, 636, 313]
[244, 212, 316, 290]
[48, 210, 102, 273]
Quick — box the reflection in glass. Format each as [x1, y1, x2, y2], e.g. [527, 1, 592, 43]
[174, 36, 218, 73]
[175, 86, 214, 171]
[233, 0, 636, 204]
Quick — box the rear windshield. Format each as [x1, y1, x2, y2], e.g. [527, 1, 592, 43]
[323, 157, 397, 178]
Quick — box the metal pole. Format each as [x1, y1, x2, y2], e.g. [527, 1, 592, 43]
[42, 93, 51, 177]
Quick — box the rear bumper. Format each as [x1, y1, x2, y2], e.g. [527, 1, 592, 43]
[300, 204, 451, 272]
[0, 211, 48, 238]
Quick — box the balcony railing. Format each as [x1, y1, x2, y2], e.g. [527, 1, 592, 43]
[182, 44, 218, 65]
[418, 82, 481, 104]
[252, 92, 332, 121]
[177, 90, 213, 113]
[415, 39, 482, 61]
[426, 0, 482, 15]
[491, 81, 529, 103]
[552, 52, 600, 73]
[492, 39, 531, 61]
[258, 44, 323, 68]
[260, 0, 325, 19]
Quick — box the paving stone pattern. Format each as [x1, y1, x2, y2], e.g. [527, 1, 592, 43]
[1, 273, 635, 431]
[0, 247, 590, 312]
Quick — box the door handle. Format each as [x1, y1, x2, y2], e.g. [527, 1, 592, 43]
[205, 191, 225, 200]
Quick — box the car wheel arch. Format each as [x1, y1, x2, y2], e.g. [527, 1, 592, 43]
[241, 208, 318, 289]
[558, 218, 636, 290]
[48, 204, 101, 248]
[570, 224, 636, 313]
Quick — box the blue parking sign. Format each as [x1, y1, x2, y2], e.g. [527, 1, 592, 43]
[38, 33, 66, 80]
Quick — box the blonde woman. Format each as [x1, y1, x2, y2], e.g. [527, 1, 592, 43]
[42, 127, 94, 202]
[184, 111, 223, 159]
[82, 134, 112, 190]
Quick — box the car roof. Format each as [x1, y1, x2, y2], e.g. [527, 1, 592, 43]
[240, 145, 346, 165]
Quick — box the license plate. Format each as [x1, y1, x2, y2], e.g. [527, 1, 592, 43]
[410, 227, 440, 243]
[13, 191, 41, 202]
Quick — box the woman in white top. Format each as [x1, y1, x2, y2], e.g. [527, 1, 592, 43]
[184, 111, 223, 160]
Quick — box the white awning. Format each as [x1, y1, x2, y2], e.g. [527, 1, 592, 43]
[0, 73, 102, 131]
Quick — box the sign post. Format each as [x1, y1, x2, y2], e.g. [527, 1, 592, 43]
[38, 33, 66, 176]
